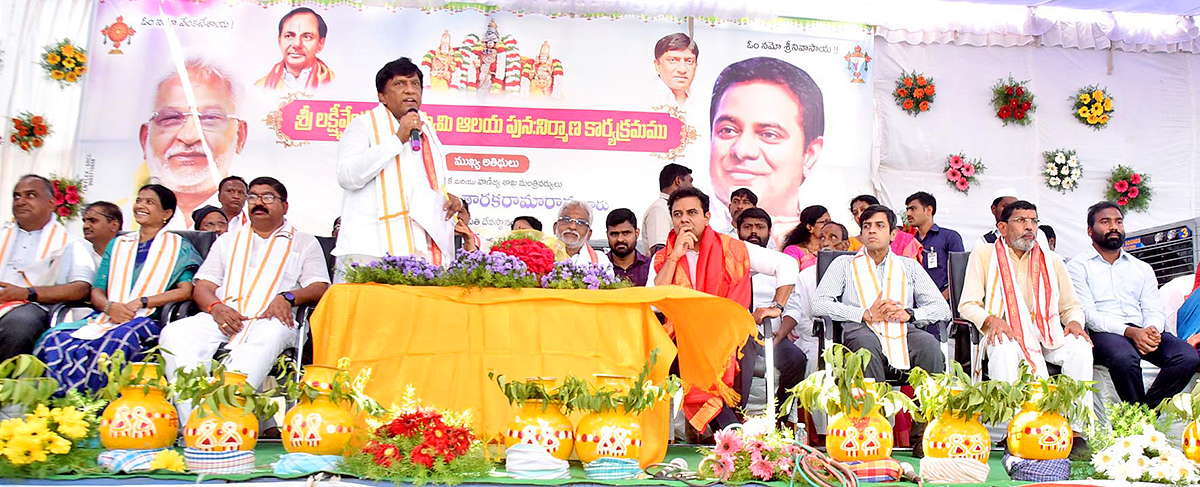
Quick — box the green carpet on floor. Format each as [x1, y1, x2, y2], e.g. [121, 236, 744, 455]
[32, 443, 1031, 485]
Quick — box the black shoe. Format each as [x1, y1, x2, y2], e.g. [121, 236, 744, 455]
[996, 435, 1007, 450]
[911, 436, 925, 459]
[1069, 437, 1091, 461]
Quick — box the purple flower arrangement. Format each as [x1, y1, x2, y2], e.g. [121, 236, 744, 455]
[439, 249, 539, 289]
[344, 251, 630, 290]
[344, 254, 442, 286]
[541, 261, 630, 290]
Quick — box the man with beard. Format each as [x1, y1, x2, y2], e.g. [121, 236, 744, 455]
[141, 59, 247, 229]
[736, 207, 807, 407]
[1067, 201, 1197, 407]
[648, 187, 797, 432]
[960, 200, 1093, 384]
[256, 7, 334, 91]
[554, 200, 611, 269]
[160, 177, 329, 422]
[605, 208, 649, 286]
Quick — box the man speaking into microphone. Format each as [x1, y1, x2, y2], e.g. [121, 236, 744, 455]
[334, 57, 464, 277]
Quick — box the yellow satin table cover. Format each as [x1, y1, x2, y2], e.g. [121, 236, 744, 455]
[310, 284, 756, 467]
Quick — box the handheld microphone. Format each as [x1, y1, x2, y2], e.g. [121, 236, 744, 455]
[407, 108, 422, 152]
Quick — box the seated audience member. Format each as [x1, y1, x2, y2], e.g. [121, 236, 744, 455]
[217, 176, 250, 233]
[0, 175, 96, 361]
[554, 200, 611, 268]
[606, 208, 650, 286]
[643, 163, 693, 253]
[160, 177, 330, 421]
[959, 200, 1093, 384]
[454, 201, 480, 252]
[727, 188, 758, 232]
[794, 221, 852, 372]
[37, 184, 201, 393]
[905, 191, 964, 297]
[511, 216, 542, 232]
[819, 222, 850, 251]
[781, 205, 831, 270]
[192, 205, 229, 234]
[976, 189, 1051, 250]
[648, 187, 798, 432]
[82, 201, 123, 266]
[847, 194, 923, 263]
[736, 207, 807, 406]
[1067, 202, 1197, 407]
[812, 204, 949, 452]
[1040, 224, 1057, 251]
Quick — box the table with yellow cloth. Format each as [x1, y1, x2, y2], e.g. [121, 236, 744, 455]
[310, 284, 756, 467]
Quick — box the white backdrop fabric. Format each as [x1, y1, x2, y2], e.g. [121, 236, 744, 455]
[871, 40, 1200, 258]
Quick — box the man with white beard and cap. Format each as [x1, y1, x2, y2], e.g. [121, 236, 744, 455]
[140, 58, 247, 229]
[553, 200, 611, 269]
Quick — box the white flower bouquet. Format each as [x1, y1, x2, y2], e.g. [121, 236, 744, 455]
[1091, 426, 1200, 485]
[1043, 149, 1082, 193]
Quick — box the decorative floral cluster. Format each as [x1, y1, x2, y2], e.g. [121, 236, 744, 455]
[944, 153, 985, 194]
[1074, 86, 1114, 129]
[1091, 427, 1199, 485]
[991, 76, 1036, 126]
[344, 406, 490, 484]
[541, 261, 630, 290]
[50, 175, 85, 220]
[40, 39, 87, 87]
[698, 416, 801, 482]
[490, 237, 555, 275]
[9, 113, 50, 153]
[1106, 165, 1151, 212]
[1043, 149, 1082, 193]
[440, 249, 539, 288]
[0, 404, 90, 469]
[893, 70, 935, 116]
[345, 253, 443, 286]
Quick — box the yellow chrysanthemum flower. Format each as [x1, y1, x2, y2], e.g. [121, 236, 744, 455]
[1100, 114, 1109, 123]
[1091, 105, 1103, 116]
[19, 416, 50, 440]
[31, 404, 51, 419]
[1092, 101, 1104, 111]
[1092, 89, 1104, 101]
[1103, 98, 1113, 111]
[1079, 93, 1091, 104]
[2, 436, 46, 466]
[61, 44, 75, 57]
[0, 418, 19, 441]
[44, 432, 70, 455]
[149, 449, 186, 472]
[52, 407, 90, 440]
[65, 72, 78, 83]
[1087, 115, 1099, 124]
[73, 67, 83, 76]
[50, 70, 65, 80]
[74, 52, 87, 63]
[62, 58, 75, 69]
[1077, 107, 1089, 117]
[46, 53, 61, 65]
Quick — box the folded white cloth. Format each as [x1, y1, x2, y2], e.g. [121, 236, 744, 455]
[505, 443, 570, 479]
[920, 456, 990, 484]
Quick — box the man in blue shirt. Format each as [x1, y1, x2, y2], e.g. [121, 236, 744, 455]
[905, 192, 964, 298]
[1067, 201, 1198, 407]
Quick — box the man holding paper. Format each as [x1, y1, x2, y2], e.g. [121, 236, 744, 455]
[334, 57, 464, 274]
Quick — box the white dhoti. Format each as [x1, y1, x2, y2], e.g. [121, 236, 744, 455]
[985, 334, 1093, 383]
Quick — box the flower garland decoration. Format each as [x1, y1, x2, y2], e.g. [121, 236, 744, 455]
[50, 175, 86, 221]
[1043, 149, 1081, 193]
[1105, 165, 1151, 212]
[1073, 86, 1113, 130]
[990, 75, 1036, 126]
[893, 70, 936, 116]
[944, 152, 985, 195]
[1090, 426, 1199, 484]
[9, 113, 50, 153]
[40, 39, 87, 87]
[342, 397, 491, 484]
[697, 416, 803, 482]
[541, 261, 631, 290]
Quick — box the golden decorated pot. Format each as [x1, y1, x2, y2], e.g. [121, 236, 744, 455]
[183, 372, 259, 452]
[504, 400, 575, 460]
[826, 407, 893, 462]
[1007, 402, 1071, 460]
[1183, 420, 1200, 462]
[574, 407, 641, 463]
[99, 385, 178, 450]
[924, 413, 990, 463]
[282, 365, 354, 455]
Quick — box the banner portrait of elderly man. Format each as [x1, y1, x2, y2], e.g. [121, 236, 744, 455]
[139, 58, 247, 229]
[256, 7, 335, 91]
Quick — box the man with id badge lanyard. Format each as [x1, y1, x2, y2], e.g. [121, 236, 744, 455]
[905, 192, 964, 299]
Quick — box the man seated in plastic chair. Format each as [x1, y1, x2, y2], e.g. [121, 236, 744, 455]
[811, 204, 950, 452]
[1066, 201, 1198, 408]
[161, 177, 330, 422]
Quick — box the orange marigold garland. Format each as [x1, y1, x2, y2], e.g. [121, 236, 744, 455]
[894, 70, 935, 116]
[991, 75, 1036, 126]
[10, 113, 50, 153]
[40, 39, 87, 87]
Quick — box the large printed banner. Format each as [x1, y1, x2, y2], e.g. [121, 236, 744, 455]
[79, 2, 875, 243]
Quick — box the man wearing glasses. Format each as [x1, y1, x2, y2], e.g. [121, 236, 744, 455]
[140, 59, 247, 229]
[959, 200, 1093, 386]
[553, 200, 611, 268]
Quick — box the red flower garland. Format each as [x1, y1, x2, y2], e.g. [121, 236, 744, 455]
[490, 238, 555, 275]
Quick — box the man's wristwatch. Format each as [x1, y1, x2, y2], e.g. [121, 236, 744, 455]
[904, 308, 916, 323]
[26, 287, 37, 303]
[140, 297, 149, 309]
[770, 302, 785, 312]
[279, 291, 296, 306]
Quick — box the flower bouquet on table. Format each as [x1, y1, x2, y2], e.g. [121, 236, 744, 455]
[344, 254, 442, 285]
[1043, 149, 1082, 193]
[991, 75, 1036, 126]
[1106, 165, 1151, 212]
[489, 230, 567, 275]
[696, 415, 803, 482]
[9, 113, 50, 152]
[944, 153, 985, 195]
[1073, 86, 1114, 129]
[1090, 426, 1199, 484]
[342, 386, 491, 484]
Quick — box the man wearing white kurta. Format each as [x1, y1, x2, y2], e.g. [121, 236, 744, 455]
[334, 57, 463, 277]
[554, 200, 612, 269]
[0, 175, 96, 360]
[959, 200, 1092, 385]
[161, 177, 329, 422]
